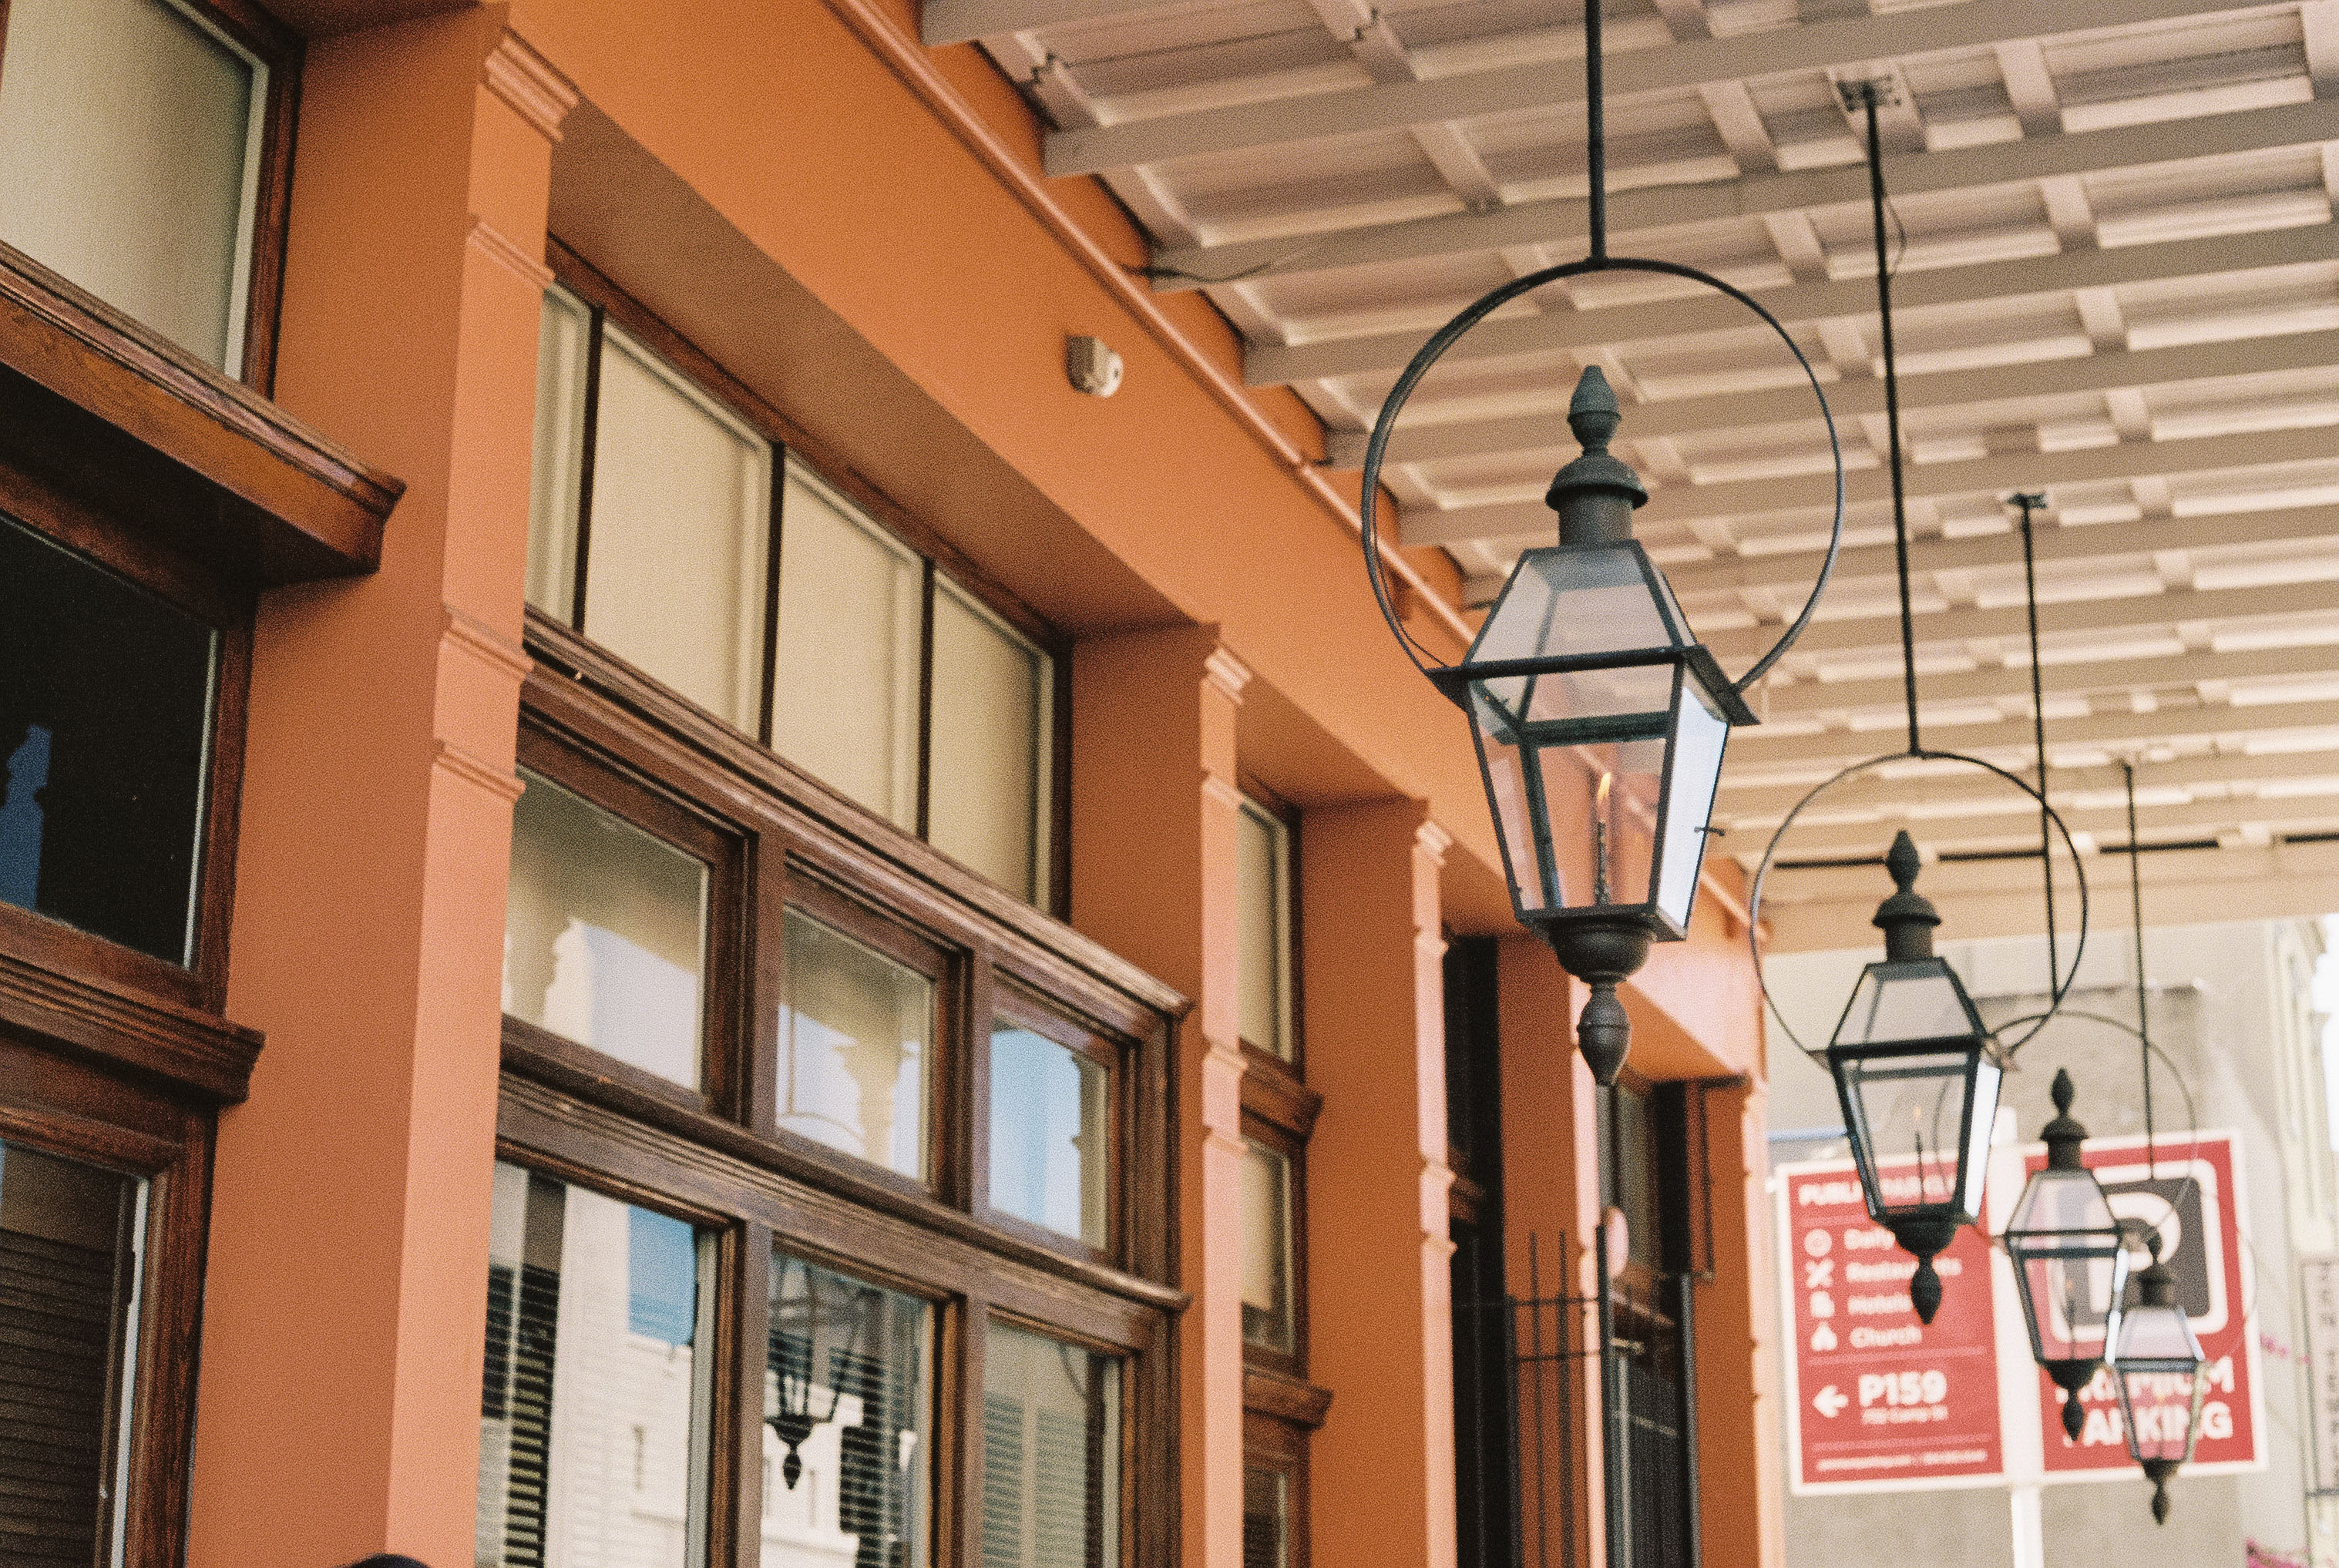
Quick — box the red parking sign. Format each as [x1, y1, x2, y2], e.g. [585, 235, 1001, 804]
[1779, 1157, 2005, 1492]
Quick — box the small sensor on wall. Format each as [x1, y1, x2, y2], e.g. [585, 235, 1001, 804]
[1066, 335, 1122, 397]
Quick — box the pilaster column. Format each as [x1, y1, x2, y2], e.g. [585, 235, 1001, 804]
[1306, 802, 1457, 1568]
[1495, 932, 1607, 1566]
[1695, 1077, 1786, 1568]
[188, 16, 568, 1568]
[1070, 625, 1252, 1568]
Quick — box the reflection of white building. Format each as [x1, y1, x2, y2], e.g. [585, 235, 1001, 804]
[761, 1386, 865, 1568]
[479, 1164, 702, 1568]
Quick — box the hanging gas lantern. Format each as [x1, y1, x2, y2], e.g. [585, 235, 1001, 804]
[2002, 1069, 2129, 1438]
[1826, 831, 2003, 1325]
[2112, 1234, 2206, 1525]
[766, 1255, 875, 1489]
[1429, 368, 1755, 1085]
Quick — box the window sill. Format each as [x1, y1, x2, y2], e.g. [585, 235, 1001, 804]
[0, 243, 402, 583]
[0, 946, 264, 1104]
[1242, 1366, 1333, 1429]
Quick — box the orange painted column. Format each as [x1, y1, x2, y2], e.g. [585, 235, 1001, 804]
[1305, 802, 1457, 1568]
[1069, 625, 1251, 1568]
[1695, 1077, 1786, 1567]
[1495, 932, 1607, 1566]
[187, 15, 568, 1568]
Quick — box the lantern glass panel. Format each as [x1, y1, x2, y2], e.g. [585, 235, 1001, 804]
[1834, 960, 1983, 1046]
[1833, 1049, 1971, 1217]
[1472, 546, 1684, 664]
[2006, 1170, 2127, 1360]
[2114, 1301, 2208, 1465]
[1655, 673, 1728, 930]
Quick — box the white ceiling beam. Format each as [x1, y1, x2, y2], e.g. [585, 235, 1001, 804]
[1400, 421, 2339, 545]
[1043, 0, 2257, 173]
[1328, 324, 2339, 468]
[1759, 640, 2339, 719]
[1746, 790, 2339, 861]
[1706, 574, 2339, 666]
[1255, 217, 2339, 386]
[1725, 691, 2339, 771]
[1720, 749, 2339, 814]
[1754, 838, 2339, 952]
[1151, 96, 2339, 294]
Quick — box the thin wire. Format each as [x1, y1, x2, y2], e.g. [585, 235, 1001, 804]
[2015, 492, 2056, 982]
[1864, 85, 1920, 757]
[2125, 759, 2156, 1164]
[1585, 0, 1605, 260]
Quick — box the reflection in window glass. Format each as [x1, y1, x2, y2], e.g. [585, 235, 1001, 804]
[765, 1253, 930, 1568]
[1240, 1141, 1292, 1354]
[0, 1141, 143, 1566]
[772, 459, 923, 831]
[980, 1322, 1120, 1568]
[1241, 1467, 1287, 1568]
[928, 582, 1051, 902]
[989, 1022, 1106, 1247]
[1234, 801, 1289, 1059]
[478, 1163, 711, 1568]
[526, 286, 592, 619]
[779, 910, 931, 1178]
[0, 514, 217, 965]
[0, 0, 264, 371]
[503, 772, 709, 1089]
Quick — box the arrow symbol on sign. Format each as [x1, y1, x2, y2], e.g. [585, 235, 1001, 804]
[1813, 1385, 1849, 1419]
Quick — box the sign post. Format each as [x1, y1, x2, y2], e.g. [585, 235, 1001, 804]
[1779, 1157, 2005, 1492]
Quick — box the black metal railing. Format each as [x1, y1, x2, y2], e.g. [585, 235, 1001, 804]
[1453, 1234, 1699, 1568]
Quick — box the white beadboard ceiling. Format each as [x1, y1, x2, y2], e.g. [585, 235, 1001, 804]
[942, 0, 2339, 935]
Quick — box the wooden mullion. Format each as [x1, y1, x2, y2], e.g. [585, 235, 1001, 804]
[729, 1220, 774, 1568]
[916, 559, 936, 841]
[570, 306, 604, 631]
[960, 940, 996, 1221]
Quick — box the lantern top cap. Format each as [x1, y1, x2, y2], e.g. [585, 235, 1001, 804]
[1548, 366, 1648, 535]
[2042, 1068, 2089, 1166]
[1873, 831, 1941, 960]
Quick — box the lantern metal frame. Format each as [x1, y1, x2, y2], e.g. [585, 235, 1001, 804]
[2113, 1237, 2209, 1526]
[2001, 1069, 2132, 1439]
[765, 1254, 879, 1490]
[1353, 0, 1847, 1088]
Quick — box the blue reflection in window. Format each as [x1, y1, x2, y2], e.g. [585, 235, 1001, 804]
[627, 1206, 697, 1346]
[0, 725, 49, 910]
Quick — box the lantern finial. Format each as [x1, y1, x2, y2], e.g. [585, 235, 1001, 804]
[1873, 831, 1940, 960]
[2043, 1068, 2087, 1168]
[1547, 366, 1647, 542]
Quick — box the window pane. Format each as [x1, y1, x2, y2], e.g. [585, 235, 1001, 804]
[0, 0, 261, 371]
[778, 909, 932, 1180]
[526, 286, 593, 619]
[0, 514, 216, 965]
[583, 324, 772, 734]
[1235, 801, 1289, 1059]
[989, 1022, 1107, 1247]
[981, 1322, 1120, 1568]
[1240, 1142, 1293, 1354]
[765, 1253, 930, 1568]
[0, 1141, 143, 1566]
[771, 459, 923, 831]
[479, 1163, 711, 1568]
[929, 580, 1051, 902]
[503, 772, 709, 1090]
[1242, 1467, 1287, 1568]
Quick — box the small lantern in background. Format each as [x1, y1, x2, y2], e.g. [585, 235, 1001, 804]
[2002, 1069, 2129, 1438]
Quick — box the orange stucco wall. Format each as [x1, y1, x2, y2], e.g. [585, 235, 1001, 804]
[176, 2, 1781, 1566]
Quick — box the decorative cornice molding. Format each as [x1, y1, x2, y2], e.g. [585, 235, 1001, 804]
[1416, 818, 1454, 863]
[467, 216, 555, 290]
[0, 950, 263, 1104]
[435, 738, 527, 804]
[443, 604, 536, 685]
[484, 31, 580, 143]
[1202, 646, 1253, 701]
[1200, 774, 1249, 812]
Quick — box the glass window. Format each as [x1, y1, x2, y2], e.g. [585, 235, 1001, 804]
[478, 1163, 712, 1568]
[1240, 1141, 1293, 1354]
[0, 512, 217, 965]
[1242, 1467, 1288, 1568]
[981, 1322, 1120, 1568]
[772, 458, 923, 831]
[0, 0, 265, 372]
[989, 1021, 1107, 1247]
[929, 582, 1053, 902]
[1234, 800, 1291, 1059]
[503, 771, 710, 1090]
[778, 908, 933, 1180]
[0, 1140, 143, 1566]
[526, 287, 593, 619]
[765, 1253, 931, 1568]
[583, 324, 773, 734]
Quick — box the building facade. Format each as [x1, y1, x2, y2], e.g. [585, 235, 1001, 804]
[0, 2, 1779, 1567]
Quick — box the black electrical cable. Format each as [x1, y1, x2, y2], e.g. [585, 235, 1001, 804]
[1863, 85, 1920, 757]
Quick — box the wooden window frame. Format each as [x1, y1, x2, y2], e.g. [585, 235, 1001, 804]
[0, 0, 301, 394]
[499, 624, 1182, 1568]
[1242, 1410, 1312, 1568]
[977, 979, 1125, 1268]
[533, 243, 1073, 914]
[1232, 783, 1300, 1069]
